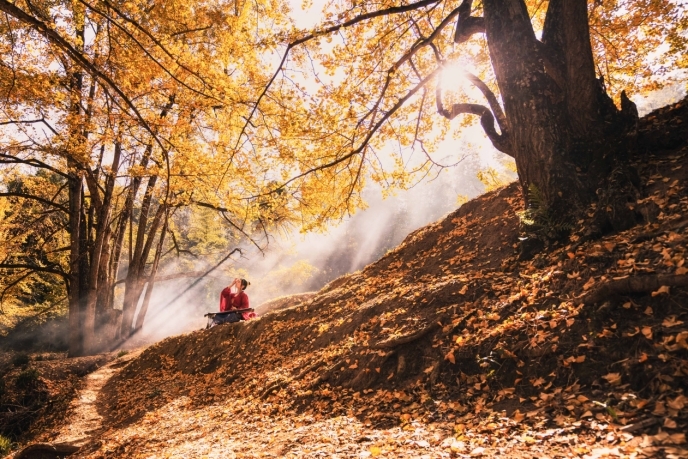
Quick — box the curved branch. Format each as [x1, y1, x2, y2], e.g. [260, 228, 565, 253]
[464, 72, 507, 132]
[436, 86, 512, 156]
[454, 0, 485, 44]
[0, 192, 69, 213]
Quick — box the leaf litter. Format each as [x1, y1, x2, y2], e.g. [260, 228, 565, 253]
[11, 99, 688, 459]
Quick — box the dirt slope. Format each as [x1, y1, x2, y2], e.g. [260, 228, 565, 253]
[10, 97, 688, 458]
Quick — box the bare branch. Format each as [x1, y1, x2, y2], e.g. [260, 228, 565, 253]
[0, 263, 68, 280]
[191, 200, 264, 253]
[454, 0, 485, 44]
[464, 72, 507, 132]
[436, 85, 512, 156]
[0, 192, 69, 213]
[0, 153, 69, 178]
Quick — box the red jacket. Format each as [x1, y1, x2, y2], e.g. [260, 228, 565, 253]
[219, 287, 249, 311]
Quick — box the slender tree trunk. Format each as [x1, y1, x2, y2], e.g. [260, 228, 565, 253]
[66, 3, 87, 357]
[134, 209, 168, 332]
[82, 142, 121, 352]
[67, 166, 84, 356]
[120, 175, 158, 337]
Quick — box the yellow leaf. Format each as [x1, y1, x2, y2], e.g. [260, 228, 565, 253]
[370, 446, 382, 456]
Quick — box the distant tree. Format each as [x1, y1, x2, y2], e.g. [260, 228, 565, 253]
[0, 0, 292, 355]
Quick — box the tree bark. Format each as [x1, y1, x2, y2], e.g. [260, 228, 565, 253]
[483, 0, 587, 216]
[120, 175, 158, 337]
[134, 208, 168, 332]
[475, 0, 640, 237]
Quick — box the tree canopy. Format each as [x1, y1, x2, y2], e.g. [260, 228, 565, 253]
[0, 0, 686, 354]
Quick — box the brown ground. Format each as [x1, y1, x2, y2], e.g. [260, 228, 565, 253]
[3, 97, 688, 458]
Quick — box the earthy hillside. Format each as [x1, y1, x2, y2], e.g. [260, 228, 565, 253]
[4, 97, 688, 458]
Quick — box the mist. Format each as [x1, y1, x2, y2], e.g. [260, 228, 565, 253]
[124, 83, 687, 347]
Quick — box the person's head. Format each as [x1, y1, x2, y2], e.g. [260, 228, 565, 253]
[239, 278, 249, 290]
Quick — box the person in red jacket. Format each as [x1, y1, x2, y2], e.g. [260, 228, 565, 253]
[219, 278, 255, 320]
[220, 278, 250, 311]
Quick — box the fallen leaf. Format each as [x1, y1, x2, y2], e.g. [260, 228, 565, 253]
[666, 395, 686, 410]
[662, 316, 684, 327]
[531, 377, 545, 387]
[602, 373, 622, 385]
[651, 285, 670, 296]
[641, 326, 653, 339]
[652, 401, 666, 415]
[470, 446, 485, 457]
[663, 418, 677, 429]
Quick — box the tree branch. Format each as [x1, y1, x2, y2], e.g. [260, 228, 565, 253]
[0, 153, 69, 179]
[232, 0, 443, 152]
[464, 72, 507, 132]
[453, 0, 485, 44]
[436, 86, 512, 156]
[0, 263, 68, 280]
[0, 192, 69, 213]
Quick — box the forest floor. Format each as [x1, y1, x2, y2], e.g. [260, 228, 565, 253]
[2, 97, 688, 459]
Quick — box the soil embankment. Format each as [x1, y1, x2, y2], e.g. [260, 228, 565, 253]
[5, 97, 688, 458]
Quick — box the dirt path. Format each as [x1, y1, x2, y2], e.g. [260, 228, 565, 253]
[51, 351, 141, 448]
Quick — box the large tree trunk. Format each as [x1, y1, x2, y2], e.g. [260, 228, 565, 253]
[481, 0, 637, 238]
[484, 0, 586, 213]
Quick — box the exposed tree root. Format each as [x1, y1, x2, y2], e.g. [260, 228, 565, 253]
[370, 323, 439, 350]
[581, 274, 688, 305]
[631, 217, 688, 243]
[14, 443, 81, 459]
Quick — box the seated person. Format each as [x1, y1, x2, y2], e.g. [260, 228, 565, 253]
[219, 278, 256, 321]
